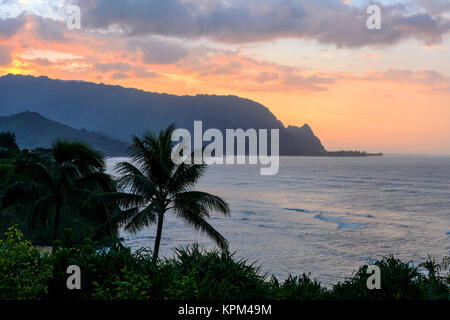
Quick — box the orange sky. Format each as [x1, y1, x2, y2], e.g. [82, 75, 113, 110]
[1, 1, 450, 154]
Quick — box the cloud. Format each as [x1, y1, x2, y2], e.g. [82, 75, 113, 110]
[95, 62, 132, 72]
[282, 73, 335, 91]
[179, 50, 450, 94]
[94, 61, 160, 78]
[0, 45, 13, 65]
[21, 49, 83, 62]
[357, 54, 381, 59]
[30, 15, 70, 42]
[256, 72, 278, 83]
[0, 15, 26, 38]
[133, 69, 159, 78]
[199, 67, 234, 77]
[360, 69, 450, 93]
[72, 0, 450, 48]
[27, 58, 52, 66]
[127, 38, 189, 64]
[419, 0, 450, 16]
[174, 50, 339, 93]
[110, 72, 129, 79]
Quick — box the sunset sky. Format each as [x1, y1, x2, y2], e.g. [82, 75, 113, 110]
[0, 0, 449, 154]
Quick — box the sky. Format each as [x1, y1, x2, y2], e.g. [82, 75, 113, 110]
[0, 0, 449, 154]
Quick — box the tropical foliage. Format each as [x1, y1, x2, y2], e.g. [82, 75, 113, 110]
[0, 226, 52, 300]
[0, 226, 448, 301]
[0, 131, 19, 157]
[0, 139, 119, 242]
[0, 131, 448, 301]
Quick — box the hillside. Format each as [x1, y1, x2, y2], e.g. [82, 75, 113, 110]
[0, 111, 128, 156]
[0, 74, 326, 156]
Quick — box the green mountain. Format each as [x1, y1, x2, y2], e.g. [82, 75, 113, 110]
[0, 111, 128, 156]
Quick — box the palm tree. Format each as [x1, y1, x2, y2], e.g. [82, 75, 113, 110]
[113, 124, 230, 260]
[1, 140, 116, 240]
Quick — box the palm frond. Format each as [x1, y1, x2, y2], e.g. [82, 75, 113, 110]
[74, 171, 116, 192]
[91, 206, 142, 240]
[115, 162, 157, 198]
[57, 162, 81, 185]
[82, 191, 146, 210]
[13, 160, 53, 188]
[168, 163, 206, 194]
[174, 191, 230, 217]
[127, 136, 154, 172]
[124, 203, 159, 234]
[128, 125, 177, 187]
[52, 139, 105, 172]
[1, 181, 47, 210]
[176, 209, 229, 250]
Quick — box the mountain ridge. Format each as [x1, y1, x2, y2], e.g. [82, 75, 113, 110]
[0, 111, 129, 156]
[0, 74, 326, 156]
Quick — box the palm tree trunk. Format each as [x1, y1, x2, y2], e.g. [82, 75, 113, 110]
[153, 212, 165, 261]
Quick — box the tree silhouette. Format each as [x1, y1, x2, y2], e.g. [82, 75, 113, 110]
[1, 140, 116, 240]
[111, 124, 230, 260]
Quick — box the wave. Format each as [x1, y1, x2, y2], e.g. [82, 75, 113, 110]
[283, 208, 308, 213]
[313, 214, 363, 230]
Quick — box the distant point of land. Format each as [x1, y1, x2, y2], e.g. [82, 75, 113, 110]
[324, 151, 383, 157]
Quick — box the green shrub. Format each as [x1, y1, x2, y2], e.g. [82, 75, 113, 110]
[329, 255, 448, 300]
[89, 246, 168, 300]
[0, 225, 52, 300]
[91, 266, 161, 300]
[0, 226, 448, 301]
[48, 229, 163, 300]
[163, 245, 274, 300]
[416, 256, 450, 300]
[92, 244, 274, 300]
[272, 274, 329, 300]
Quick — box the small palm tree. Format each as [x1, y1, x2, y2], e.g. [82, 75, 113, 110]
[1, 140, 116, 240]
[113, 124, 230, 260]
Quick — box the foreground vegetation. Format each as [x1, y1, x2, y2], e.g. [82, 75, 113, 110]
[0, 127, 230, 254]
[1, 130, 449, 301]
[0, 136, 119, 244]
[0, 226, 448, 300]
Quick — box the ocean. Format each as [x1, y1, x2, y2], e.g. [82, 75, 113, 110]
[106, 155, 450, 284]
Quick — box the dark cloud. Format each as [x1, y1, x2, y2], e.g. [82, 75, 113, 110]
[110, 72, 129, 79]
[31, 15, 70, 42]
[0, 45, 12, 65]
[0, 15, 26, 38]
[95, 62, 132, 72]
[133, 69, 159, 78]
[73, 0, 450, 48]
[127, 39, 189, 64]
